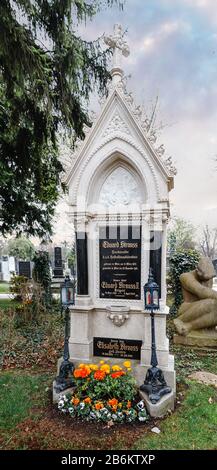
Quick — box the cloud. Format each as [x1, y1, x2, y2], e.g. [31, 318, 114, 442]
[183, 0, 217, 24]
[54, 0, 217, 237]
[140, 20, 191, 54]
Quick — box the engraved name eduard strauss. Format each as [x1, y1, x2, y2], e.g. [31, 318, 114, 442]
[102, 241, 139, 249]
[101, 281, 140, 290]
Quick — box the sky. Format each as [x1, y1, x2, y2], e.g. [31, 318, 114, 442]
[53, 0, 217, 243]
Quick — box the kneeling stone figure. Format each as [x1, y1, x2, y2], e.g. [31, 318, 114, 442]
[174, 257, 217, 336]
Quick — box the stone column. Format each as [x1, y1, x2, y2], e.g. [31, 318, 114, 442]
[69, 228, 93, 361]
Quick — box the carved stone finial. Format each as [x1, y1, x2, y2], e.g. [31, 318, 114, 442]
[104, 24, 130, 83]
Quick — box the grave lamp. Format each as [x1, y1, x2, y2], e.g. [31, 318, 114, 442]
[144, 268, 160, 311]
[140, 269, 171, 404]
[60, 272, 75, 307]
[55, 272, 76, 393]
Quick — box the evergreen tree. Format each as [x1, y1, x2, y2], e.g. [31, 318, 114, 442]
[0, 0, 122, 238]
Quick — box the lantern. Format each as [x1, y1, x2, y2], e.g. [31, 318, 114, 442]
[144, 269, 160, 311]
[140, 268, 171, 403]
[60, 273, 75, 307]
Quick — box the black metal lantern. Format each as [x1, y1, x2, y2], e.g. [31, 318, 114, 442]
[140, 268, 171, 404]
[144, 269, 159, 311]
[55, 273, 76, 393]
[60, 273, 75, 307]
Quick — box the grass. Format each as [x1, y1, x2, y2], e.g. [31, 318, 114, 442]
[0, 370, 216, 450]
[0, 299, 19, 310]
[0, 372, 50, 432]
[134, 382, 217, 450]
[0, 283, 10, 294]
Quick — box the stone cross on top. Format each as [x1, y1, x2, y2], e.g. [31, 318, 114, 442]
[104, 24, 130, 83]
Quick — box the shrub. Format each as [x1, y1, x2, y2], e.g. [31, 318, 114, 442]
[9, 274, 48, 325]
[168, 249, 200, 315]
[10, 275, 31, 302]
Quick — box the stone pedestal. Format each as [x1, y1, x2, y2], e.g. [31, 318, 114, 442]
[52, 380, 76, 404]
[68, 304, 176, 396]
[174, 329, 217, 349]
[139, 389, 175, 418]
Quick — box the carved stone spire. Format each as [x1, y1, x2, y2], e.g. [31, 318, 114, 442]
[104, 24, 130, 84]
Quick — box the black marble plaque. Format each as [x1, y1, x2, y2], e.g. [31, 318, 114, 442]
[150, 231, 162, 298]
[76, 232, 89, 295]
[99, 226, 141, 300]
[94, 337, 142, 360]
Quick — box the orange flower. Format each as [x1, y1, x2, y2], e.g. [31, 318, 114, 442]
[74, 366, 90, 379]
[84, 397, 92, 404]
[94, 370, 106, 381]
[111, 371, 125, 379]
[74, 369, 82, 378]
[127, 400, 132, 409]
[80, 368, 91, 378]
[108, 398, 118, 407]
[95, 402, 103, 410]
[71, 397, 80, 406]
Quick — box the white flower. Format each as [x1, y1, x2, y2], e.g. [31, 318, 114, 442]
[58, 399, 65, 409]
[79, 402, 85, 410]
[137, 400, 145, 410]
[139, 416, 147, 422]
[100, 408, 108, 414]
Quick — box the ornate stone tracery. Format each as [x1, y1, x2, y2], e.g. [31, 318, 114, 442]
[99, 167, 142, 207]
[102, 114, 132, 137]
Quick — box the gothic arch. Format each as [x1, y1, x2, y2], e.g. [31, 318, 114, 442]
[70, 135, 160, 206]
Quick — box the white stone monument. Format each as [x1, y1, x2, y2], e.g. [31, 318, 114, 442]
[63, 25, 177, 413]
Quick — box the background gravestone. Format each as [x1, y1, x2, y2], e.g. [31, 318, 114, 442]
[18, 261, 31, 279]
[53, 247, 64, 278]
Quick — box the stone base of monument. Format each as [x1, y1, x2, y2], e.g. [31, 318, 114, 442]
[135, 357, 176, 393]
[139, 389, 175, 418]
[174, 328, 217, 349]
[52, 380, 76, 404]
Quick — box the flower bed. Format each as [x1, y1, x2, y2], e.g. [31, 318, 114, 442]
[58, 361, 148, 424]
